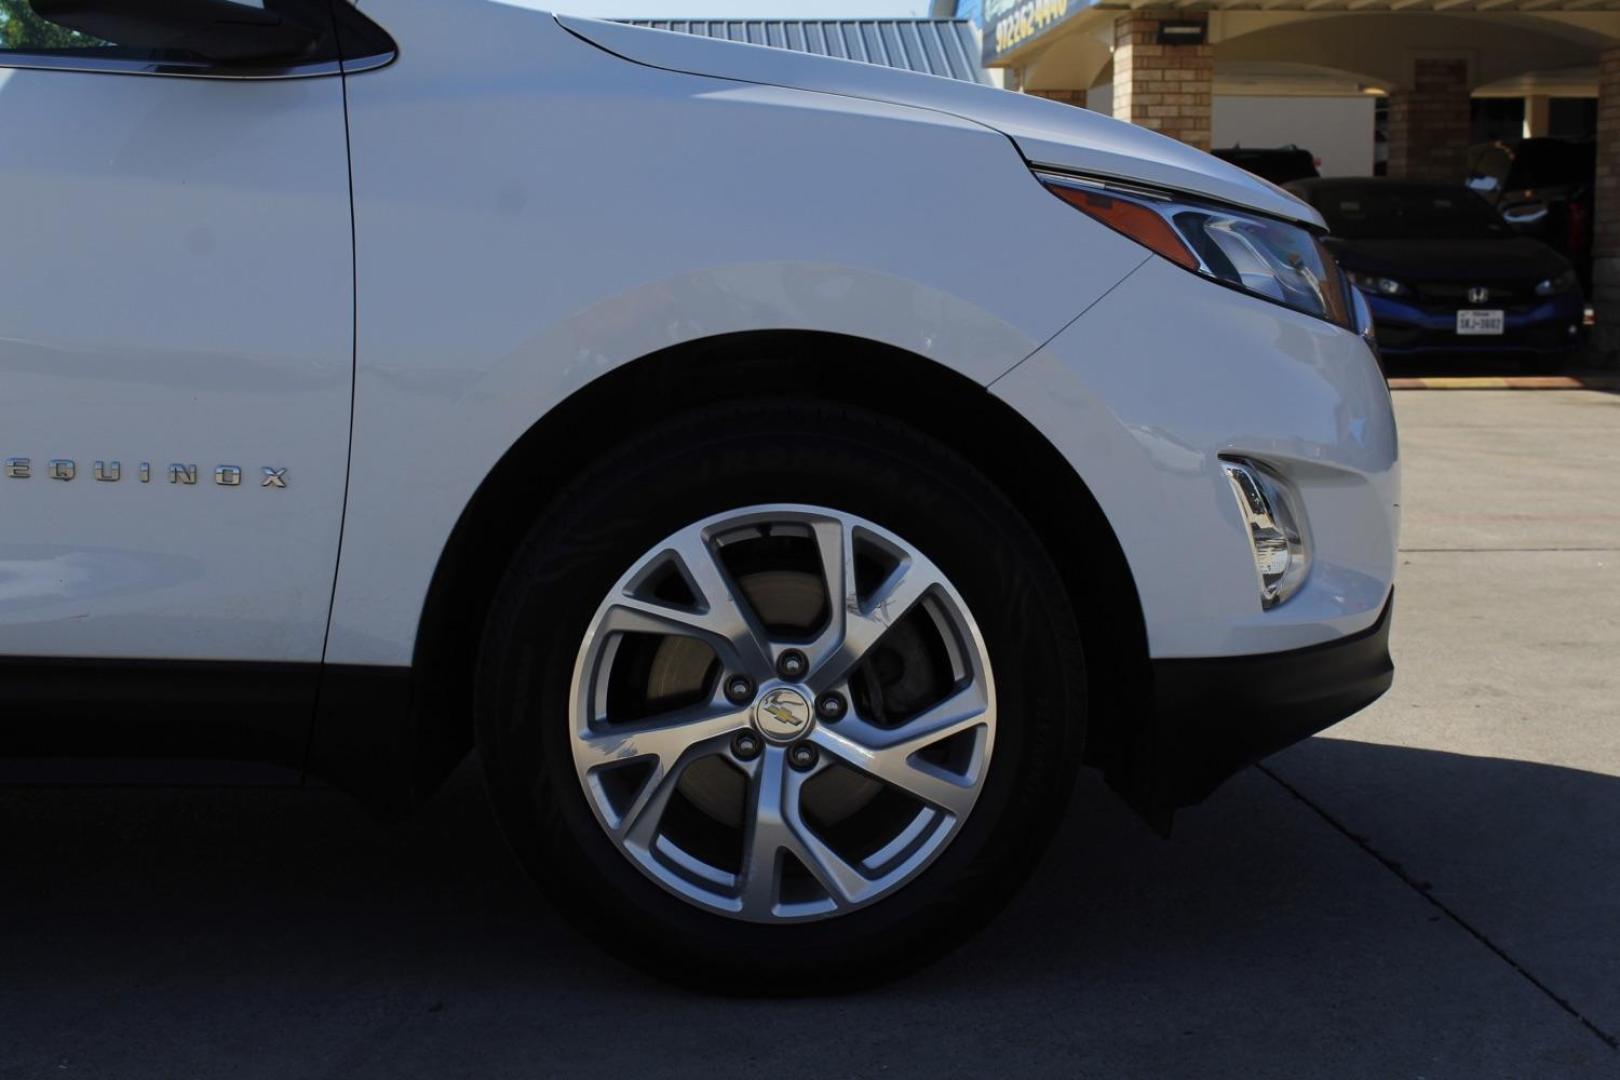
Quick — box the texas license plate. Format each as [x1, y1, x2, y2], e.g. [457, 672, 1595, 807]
[1457, 309, 1504, 335]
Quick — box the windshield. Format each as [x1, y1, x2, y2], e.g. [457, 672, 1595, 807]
[1311, 185, 1511, 240]
[1503, 141, 1595, 190]
[1213, 149, 1318, 185]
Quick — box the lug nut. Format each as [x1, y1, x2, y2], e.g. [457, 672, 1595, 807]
[815, 692, 847, 722]
[732, 732, 763, 761]
[788, 743, 818, 771]
[724, 675, 755, 705]
[776, 649, 809, 681]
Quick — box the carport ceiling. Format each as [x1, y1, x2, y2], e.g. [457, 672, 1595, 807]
[1008, 6, 1619, 93]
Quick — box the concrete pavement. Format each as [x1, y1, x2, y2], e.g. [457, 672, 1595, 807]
[1268, 387, 1620, 1051]
[2, 389, 1618, 1078]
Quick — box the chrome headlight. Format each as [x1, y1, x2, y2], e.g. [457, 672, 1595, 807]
[1039, 172, 1354, 331]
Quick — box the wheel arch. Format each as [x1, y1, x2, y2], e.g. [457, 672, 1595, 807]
[352, 331, 1153, 815]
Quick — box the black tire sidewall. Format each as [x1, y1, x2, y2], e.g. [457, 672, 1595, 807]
[477, 400, 1086, 990]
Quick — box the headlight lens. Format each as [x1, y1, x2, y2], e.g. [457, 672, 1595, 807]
[1347, 271, 1410, 298]
[1535, 269, 1580, 296]
[1039, 172, 1353, 331]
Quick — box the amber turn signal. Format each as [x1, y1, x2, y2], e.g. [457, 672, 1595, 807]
[1042, 182, 1200, 271]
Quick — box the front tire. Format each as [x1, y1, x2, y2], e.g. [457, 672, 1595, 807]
[477, 400, 1086, 990]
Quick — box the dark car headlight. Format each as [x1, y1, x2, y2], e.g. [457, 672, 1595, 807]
[1535, 269, 1580, 297]
[1037, 172, 1354, 331]
[1347, 271, 1410, 298]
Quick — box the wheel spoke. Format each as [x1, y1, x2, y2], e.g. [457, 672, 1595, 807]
[797, 517, 853, 679]
[815, 727, 979, 817]
[738, 748, 795, 918]
[602, 528, 773, 675]
[784, 794, 873, 907]
[576, 701, 749, 771]
[737, 748, 873, 916]
[809, 682, 989, 817]
[618, 760, 684, 849]
[577, 702, 750, 844]
[864, 552, 941, 632]
[803, 521, 947, 692]
[832, 681, 989, 752]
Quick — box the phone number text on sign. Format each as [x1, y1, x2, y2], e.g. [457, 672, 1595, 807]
[989, 0, 1071, 57]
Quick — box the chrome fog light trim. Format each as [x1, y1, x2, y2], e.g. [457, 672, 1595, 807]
[1220, 458, 1310, 610]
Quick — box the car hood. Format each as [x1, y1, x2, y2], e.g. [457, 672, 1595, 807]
[1325, 236, 1570, 283]
[556, 16, 1320, 228]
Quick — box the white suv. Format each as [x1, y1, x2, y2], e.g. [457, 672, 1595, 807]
[0, 0, 1398, 989]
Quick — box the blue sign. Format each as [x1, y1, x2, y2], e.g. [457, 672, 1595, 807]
[980, 0, 1087, 64]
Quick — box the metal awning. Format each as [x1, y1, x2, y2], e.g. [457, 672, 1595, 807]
[617, 19, 993, 85]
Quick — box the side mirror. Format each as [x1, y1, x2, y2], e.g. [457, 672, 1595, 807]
[29, 0, 326, 64]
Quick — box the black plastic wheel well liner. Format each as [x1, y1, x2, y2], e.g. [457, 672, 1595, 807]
[399, 331, 1152, 814]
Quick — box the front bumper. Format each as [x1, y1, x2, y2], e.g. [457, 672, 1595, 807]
[992, 255, 1399, 823]
[1142, 592, 1393, 816]
[994, 256, 1400, 660]
[1367, 292, 1584, 357]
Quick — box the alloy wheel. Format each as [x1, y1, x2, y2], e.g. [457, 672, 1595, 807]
[568, 504, 996, 922]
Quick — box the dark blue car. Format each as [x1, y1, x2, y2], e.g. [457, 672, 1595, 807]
[1286, 178, 1584, 370]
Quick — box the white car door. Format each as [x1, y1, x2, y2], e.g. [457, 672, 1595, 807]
[0, 1, 362, 665]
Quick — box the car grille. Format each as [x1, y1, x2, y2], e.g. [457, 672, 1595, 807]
[1414, 281, 1538, 307]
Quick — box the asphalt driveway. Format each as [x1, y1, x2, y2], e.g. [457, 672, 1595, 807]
[2, 388, 1617, 1079]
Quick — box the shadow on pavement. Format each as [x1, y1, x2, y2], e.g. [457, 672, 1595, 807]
[1270, 735, 1620, 1044]
[0, 741, 1614, 1078]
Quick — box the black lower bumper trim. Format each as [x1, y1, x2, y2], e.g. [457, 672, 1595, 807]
[1142, 594, 1394, 820]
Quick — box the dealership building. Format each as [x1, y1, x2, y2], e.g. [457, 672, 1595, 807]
[630, 8, 1618, 357]
[933, 0, 1619, 356]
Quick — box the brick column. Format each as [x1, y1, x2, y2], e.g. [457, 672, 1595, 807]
[1113, 12, 1212, 150]
[1594, 48, 1620, 363]
[1523, 94, 1551, 138]
[1387, 59, 1471, 181]
[1025, 88, 1088, 109]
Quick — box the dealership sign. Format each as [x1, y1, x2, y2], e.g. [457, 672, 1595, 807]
[982, 0, 1084, 64]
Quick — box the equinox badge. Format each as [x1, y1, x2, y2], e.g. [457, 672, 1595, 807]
[4, 458, 287, 488]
